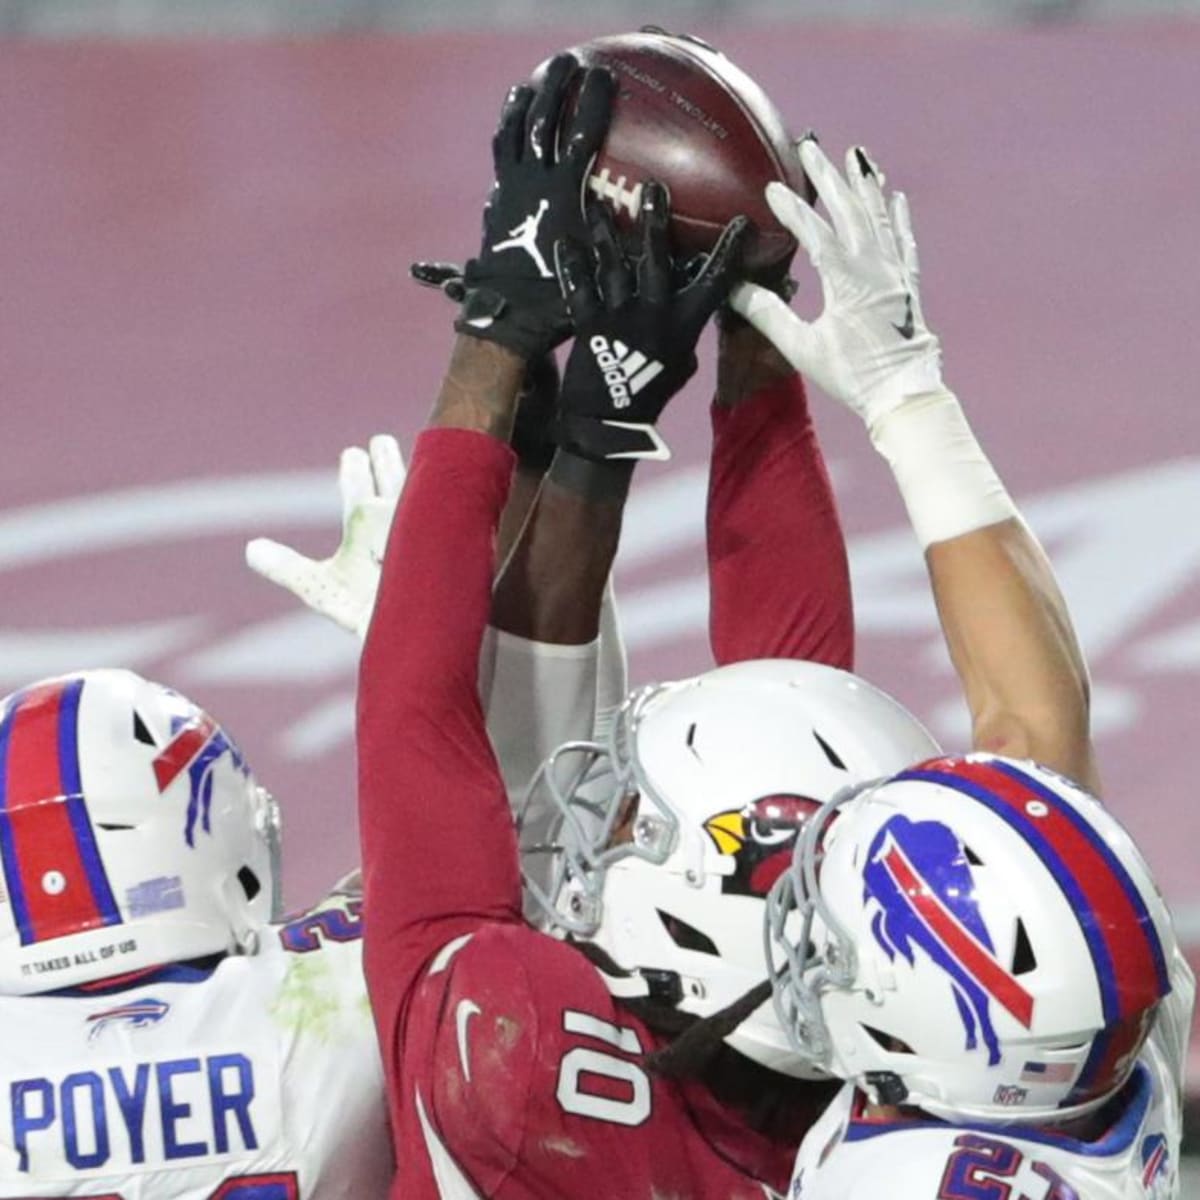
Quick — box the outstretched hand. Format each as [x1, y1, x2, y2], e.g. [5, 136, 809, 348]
[245, 434, 405, 641]
[554, 183, 750, 462]
[451, 55, 616, 363]
[730, 139, 943, 434]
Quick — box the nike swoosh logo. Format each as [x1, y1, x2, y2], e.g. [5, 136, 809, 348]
[455, 999, 481, 1082]
[892, 293, 915, 340]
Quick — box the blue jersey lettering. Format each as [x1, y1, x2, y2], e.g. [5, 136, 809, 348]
[62, 1072, 109, 1170]
[8, 1053, 260, 1175]
[11, 1078, 54, 1172]
[209, 1054, 257, 1155]
[158, 1058, 207, 1160]
[109, 1063, 150, 1164]
[278, 900, 363, 953]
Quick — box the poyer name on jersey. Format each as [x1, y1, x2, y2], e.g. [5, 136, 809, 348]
[7, 1050, 281, 1179]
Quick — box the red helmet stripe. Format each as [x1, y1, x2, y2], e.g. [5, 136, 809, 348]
[882, 839, 1035, 1028]
[152, 713, 219, 792]
[0, 680, 121, 946]
[912, 757, 1168, 1022]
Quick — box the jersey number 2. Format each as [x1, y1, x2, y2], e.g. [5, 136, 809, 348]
[555, 1010, 651, 1127]
[938, 1135, 1078, 1200]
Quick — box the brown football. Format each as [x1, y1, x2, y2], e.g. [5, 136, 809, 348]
[539, 29, 811, 274]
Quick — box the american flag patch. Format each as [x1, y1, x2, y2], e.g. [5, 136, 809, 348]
[1021, 1060, 1074, 1083]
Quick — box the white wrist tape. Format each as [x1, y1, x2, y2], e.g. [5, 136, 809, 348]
[870, 389, 1017, 550]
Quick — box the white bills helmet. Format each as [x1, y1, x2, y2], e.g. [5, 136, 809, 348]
[519, 658, 941, 1075]
[765, 754, 1176, 1122]
[0, 670, 280, 994]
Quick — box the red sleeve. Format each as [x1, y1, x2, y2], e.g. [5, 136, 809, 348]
[356, 427, 522, 1030]
[707, 373, 854, 670]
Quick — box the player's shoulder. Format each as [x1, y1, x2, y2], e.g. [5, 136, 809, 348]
[411, 920, 618, 1051]
[404, 924, 666, 1196]
[268, 886, 365, 963]
[795, 1117, 969, 1199]
[411, 928, 625, 1106]
[430, 922, 611, 1003]
[796, 1070, 1170, 1200]
[249, 886, 367, 1020]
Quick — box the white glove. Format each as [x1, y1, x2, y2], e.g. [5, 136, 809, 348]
[730, 139, 944, 435]
[246, 434, 406, 640]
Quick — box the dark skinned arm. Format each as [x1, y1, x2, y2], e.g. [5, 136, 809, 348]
[489, 453, 630, 646]
[429, 336, 523, 439]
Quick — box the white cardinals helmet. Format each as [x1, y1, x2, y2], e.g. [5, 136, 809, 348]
[519, 658, 941, 1075]
[0, 670, 280, 995]
[765, 754, 1176, 1123]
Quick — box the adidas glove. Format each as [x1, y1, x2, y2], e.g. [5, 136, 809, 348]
[729, 139, 944, 435]
[554, 184, 750, 462]
[454, 55, 616, 362]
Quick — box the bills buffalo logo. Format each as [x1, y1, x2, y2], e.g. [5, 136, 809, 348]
[703, 795, 821, 897]
[1141, 1133, 1169, 1192]
[86, 995, 169, 1041]
[152, 711, 250, 846]
[863, 815, 1034, 1066]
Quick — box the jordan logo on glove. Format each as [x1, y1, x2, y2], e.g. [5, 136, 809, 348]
[492, 199, 553, 278]
[588, 335, 664, 409]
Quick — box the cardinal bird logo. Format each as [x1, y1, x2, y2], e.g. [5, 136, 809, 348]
[702, 795, 822, 898]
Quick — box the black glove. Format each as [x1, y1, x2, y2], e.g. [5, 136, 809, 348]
[553, 183, 750, 462]
[410, 260, 468, 303]
[453, 55, 615, 362]
[411, 256, 561, 469]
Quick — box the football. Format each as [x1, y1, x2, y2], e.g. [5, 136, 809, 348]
[540, 29, 812, 274]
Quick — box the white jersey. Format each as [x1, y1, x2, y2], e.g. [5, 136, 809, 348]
[0, 888, 390, 1200]
[790, 953, 1194, 1200]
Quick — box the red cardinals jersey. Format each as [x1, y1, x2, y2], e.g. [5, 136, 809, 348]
[358, 375, 850, 1198]
[396, 922, 793, 1199]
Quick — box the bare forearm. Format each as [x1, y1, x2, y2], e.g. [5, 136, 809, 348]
[714, 320, 796, 409]
[495, 464, 544, 575]
[431, 335, 525, 440]
[490, 454, 629, 644]
[927, 518, 1099, 792]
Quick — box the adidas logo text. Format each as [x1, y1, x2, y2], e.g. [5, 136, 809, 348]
[589, 335, 664, 408]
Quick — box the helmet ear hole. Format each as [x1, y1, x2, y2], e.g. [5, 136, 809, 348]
[237, 866, 262, 902]
[657, 909, 719, 956]
[1011, 917, 1037, 975]
[861, 1024, 914, 1055]
[132, 711, 156, 746]
[812, 730, 846, 770]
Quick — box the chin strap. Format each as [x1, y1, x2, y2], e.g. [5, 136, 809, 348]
[572, 939, 686, 1006]
[863, 1070, 909, 1106]
[597, 963, 685, 1007]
